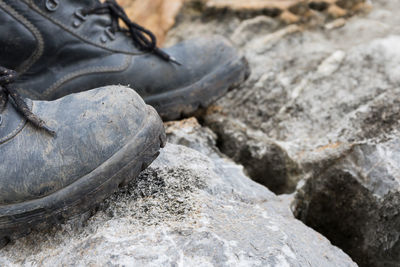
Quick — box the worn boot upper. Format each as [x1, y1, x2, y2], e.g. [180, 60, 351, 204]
[0, 84, 156, 205]
[0, 0, 246, 113]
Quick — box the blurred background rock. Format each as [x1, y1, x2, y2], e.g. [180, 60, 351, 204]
[117, 0, 367, 45]
[117, 0, 184, 45]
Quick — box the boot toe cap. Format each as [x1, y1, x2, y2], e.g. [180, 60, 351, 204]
[0, 86, 164, 205]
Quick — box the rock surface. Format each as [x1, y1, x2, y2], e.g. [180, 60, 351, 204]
[295, 138, 400, 267]
[165, 0, 400, 266]
[185, 0, 367, 23]
[0, 125, 355, 266]
[117, 0, 368, 45]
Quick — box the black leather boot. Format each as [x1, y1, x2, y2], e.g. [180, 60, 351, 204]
[0, 66, 166, 246]
[0, 0, 249, 120]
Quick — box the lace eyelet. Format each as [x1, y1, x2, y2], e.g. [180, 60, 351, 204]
[45, 0, 59, 12]
[100, 28, 116, 43]
[105, 27, 116, 41]
[75, 8, 88, 21]
[73, 21, 81, 28]
[100, 35, 108, 44]
[73, 8, 88, 28]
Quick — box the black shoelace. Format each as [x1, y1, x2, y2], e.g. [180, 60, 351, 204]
[82, 0, 181, 65]
[0, 66, 55, 135]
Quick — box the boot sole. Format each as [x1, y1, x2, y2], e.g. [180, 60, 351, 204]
[0, 106, 166, 248]
[145, 56, 250, 121]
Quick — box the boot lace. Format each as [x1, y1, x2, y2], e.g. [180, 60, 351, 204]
[0, 66, 55, 136]
[82, 0, 181, 65]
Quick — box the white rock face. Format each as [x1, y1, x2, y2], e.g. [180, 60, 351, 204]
[166, 0, 400, 266]
[0, 138, 355, 266]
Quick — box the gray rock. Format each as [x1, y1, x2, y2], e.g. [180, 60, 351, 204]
[0, 142, 355, 266]
[166, 0, 400, 266]
[165, 117, 221, 158]
[295, 138, 400, 267]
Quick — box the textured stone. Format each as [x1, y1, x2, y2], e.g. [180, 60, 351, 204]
[116, 0, 368, 45]
[0, 143, 355, 266]
[295, 138, 400, 267]
[164, 117, 220, 157]
[166, 0, 400, 266]
[181, 0, 368, 24]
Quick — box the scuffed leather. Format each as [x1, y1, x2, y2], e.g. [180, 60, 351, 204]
[0, 86, 148, 205]
[0, 5, 37, 70]
[27, 0, 144, 54]
[0, 0, 241, 101]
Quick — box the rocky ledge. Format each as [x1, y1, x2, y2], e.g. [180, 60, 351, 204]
[0, 120, 354, 266]
[166, 0, 400, 266]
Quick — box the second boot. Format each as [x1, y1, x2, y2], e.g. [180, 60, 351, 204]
[0, 0, 250, 120]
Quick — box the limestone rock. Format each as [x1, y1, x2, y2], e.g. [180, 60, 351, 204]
[164, 117, 220, 157]
[181, 0, 367, 24]
[166, 0, 400, 265]
[295, 138, 400, 267]
[0, 142, 355, 266]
